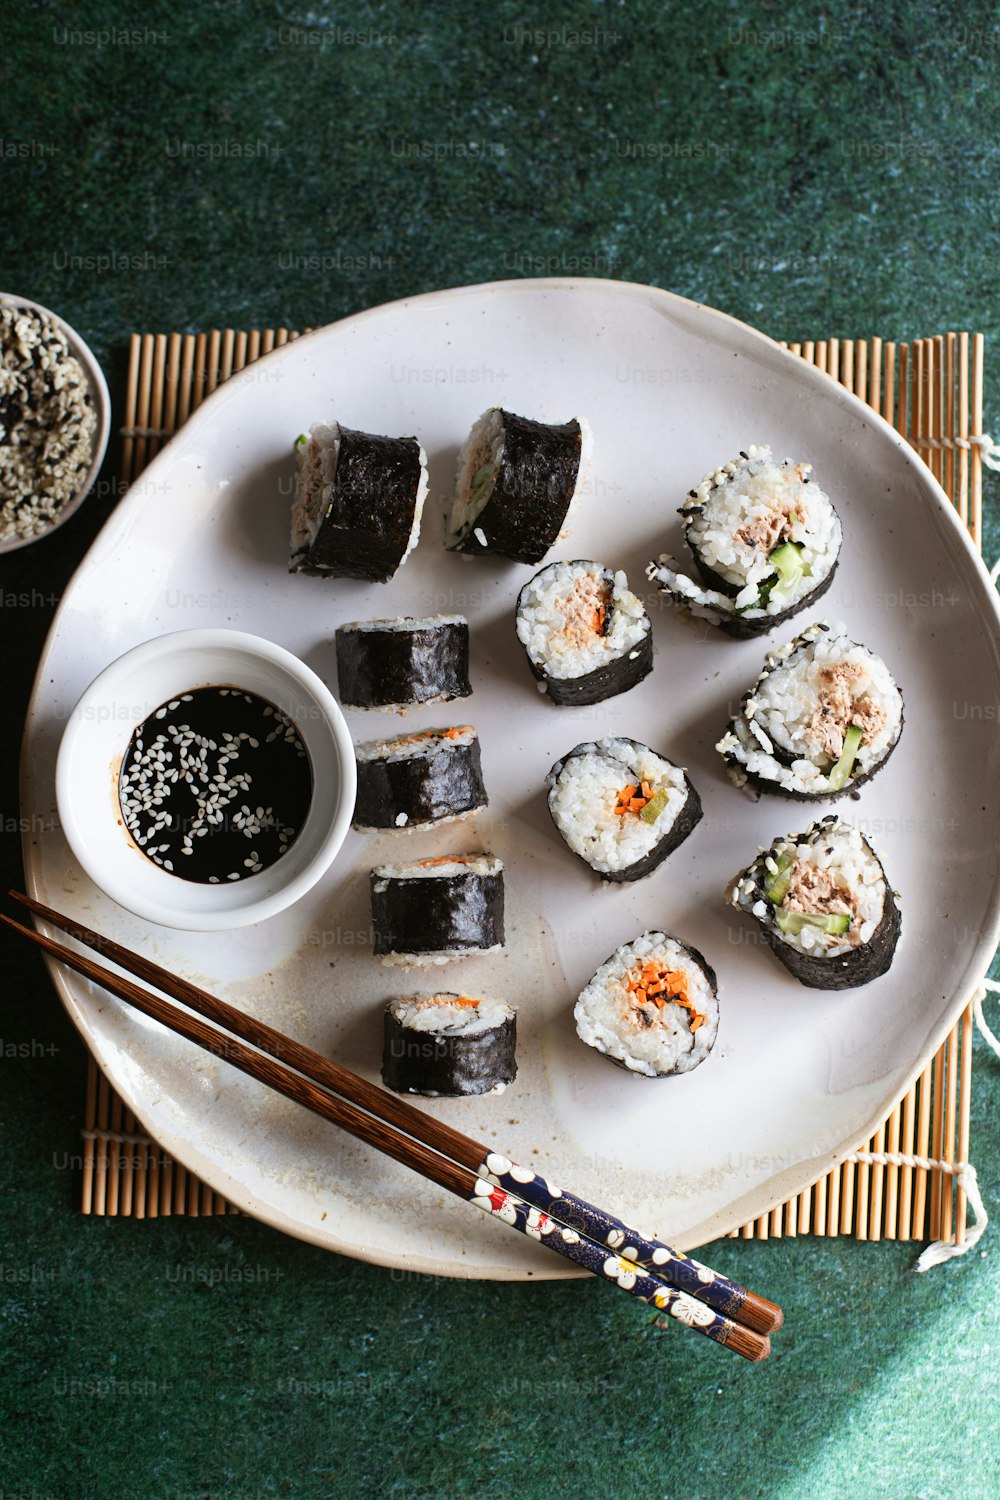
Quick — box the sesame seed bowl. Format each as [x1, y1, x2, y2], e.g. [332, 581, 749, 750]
[55, 628, 357, 931]
[0, 292, 111, 554]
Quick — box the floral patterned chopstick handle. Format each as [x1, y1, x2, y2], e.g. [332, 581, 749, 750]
[479, 1153, 783, 1338]
[469, 1175, 770, 1362]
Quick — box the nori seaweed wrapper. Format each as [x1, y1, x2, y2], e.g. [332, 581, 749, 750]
[354, 736, 487, 830]
[382, 1003, 517, 1096]
[291, 426, 422, 582]
[371, 865, 505, 957]
[336, 619, 471, 710]
[547, 739, 702, 882]
[450, 411, 582, 565]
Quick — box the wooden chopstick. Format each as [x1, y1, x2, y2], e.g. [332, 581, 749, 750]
[6, 896, 781, 1358]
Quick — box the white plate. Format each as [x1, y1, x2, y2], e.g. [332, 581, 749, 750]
[21, 279, 1000, 1279]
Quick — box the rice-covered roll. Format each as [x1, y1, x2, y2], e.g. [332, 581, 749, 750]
[370, 854, 504, 966]
[575, 932, 719, 1077]
[546, 737, 701, 882]
[382, 993, 517, 1096]
[290, 423, 427, 582]
[726, 815, 901, 989]
[717, 622, 903, 800]
[336, 616, 471, 712]
[446, 408, 592, 564]
[515, 559, 652, 706]
[353, 726, 487, 832]
[646, 445, 842, 639]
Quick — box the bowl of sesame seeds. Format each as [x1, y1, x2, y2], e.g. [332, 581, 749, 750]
[0, 293, 111, 553]
[55, 628, 357, 930]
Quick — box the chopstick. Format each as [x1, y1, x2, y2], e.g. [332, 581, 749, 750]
[5, 894, 780, 1360]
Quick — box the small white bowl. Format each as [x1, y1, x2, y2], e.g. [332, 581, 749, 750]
[0, 293, 112, 555]
[56, 629, 357, 931]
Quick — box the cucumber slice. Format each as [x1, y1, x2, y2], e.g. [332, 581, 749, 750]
[766, 541, 806, 605]
[638, 787, 669, 824]
[827, 723, 863, 791]
[774, 910, 851, 936]
[764, 851, 794, 904]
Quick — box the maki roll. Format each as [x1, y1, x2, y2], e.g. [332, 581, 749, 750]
[546, 737, 701, 881]
[646, 445, 842, 639]
[575, 932, 719, 1077]
[336, 616, 471, 712]
[370, 854, 504, 966]
[382, 993, 517, 1096]
[353, 726, 487, 831]
[515, 559, 652, 706]
[726, 816, 901, 989]
[446, 408, 592, 563]
[290, 423, 427, 582]
[717, 621, 903, 800]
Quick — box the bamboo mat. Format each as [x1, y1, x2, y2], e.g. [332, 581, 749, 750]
[82, 325, 987, 1244]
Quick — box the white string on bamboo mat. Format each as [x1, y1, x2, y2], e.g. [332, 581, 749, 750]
[908, 434, 1000, 469]
[82, 1127, 156, 1147]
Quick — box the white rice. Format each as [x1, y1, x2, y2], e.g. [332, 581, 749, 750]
[516, 560, 649, 680]
[355, 725, 477, 763]
[726, 818, 886, 958]
[717, 622, 903, 794]
[388, 993, 512, 1035]
[338, 614, 466, 634]
[547, 738, 688, 874]
[575, 931, 719, 1077]
[647, 444, 841, 621]
[372, 854, 501, 885]
[291, 421, 427, 566]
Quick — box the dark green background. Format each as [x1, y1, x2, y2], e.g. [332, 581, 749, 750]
[2, 3, 999, 1497]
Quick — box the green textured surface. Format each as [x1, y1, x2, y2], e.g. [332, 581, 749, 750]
[2, 2, 1000, 1497]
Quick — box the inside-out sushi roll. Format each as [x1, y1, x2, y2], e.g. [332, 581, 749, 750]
[290, 422, 428, 582]
[546, 737, 701, 881]
[446, 408, 592, 564]
[575, 932, 719, 1077]
[370, 854, 504, 965]
[646, 445, 842, 639]
[515, 559, 652, 706]
[353, 725, 487, 831]
[382, 993, 516, 1096]
[717, 622, 904, 799]
[336, 616, 471, 712]
[726, 815, 901, 989]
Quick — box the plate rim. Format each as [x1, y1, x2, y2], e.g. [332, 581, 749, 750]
[20, 276, 1000, 1276]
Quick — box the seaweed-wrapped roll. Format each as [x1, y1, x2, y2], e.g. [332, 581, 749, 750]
[726, 816, 901, 989]
[646, 445, 842, 638]
[290, 423, 427, 582]
[382, 993, 517, 1096]
[515, 559, 652, 705]
[575, 932, 719, 1077]
[546, 737, 701, 881]
[446, 408, 591, 563]
[353, 726, 487, 831]
[336, 616, 471, 711]
[717, 622, 903, 799]
[370, 854, 504, 965]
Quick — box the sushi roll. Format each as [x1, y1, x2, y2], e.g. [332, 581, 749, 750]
[290, 422, 427, 582]
[646, 445, 842, 639]
[546, 737, 701, 882]
[717, 621, 903, 800]
[370, 854, 504, 966]
[382, 993, 517, 1096]
[446, 408, 592, 564]
[336, 616, 471, 712]
[726, 815, 901, 989]
[575, 932, 719, 1077]
[515, 559, 652, 706]
[353, 726, 487, 831]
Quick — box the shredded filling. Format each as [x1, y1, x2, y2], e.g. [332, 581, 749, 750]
[781, 861, 861, 946]
[807, 663, 889, 761]
[621, 961, 706, 1032]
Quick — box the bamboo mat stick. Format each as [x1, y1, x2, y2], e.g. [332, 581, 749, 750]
[796, 1179, 811, 1235]
[958, 332, 970, 530]
[944, 332, 956, 503]
[913, 1060, 933, 1237]
[192, 333, 208, 413]
[956, 1003, 973, 1244]
[941, 1025, 959, 1242]
[133, 334, 154, 479]
[121, 334, 140, 486]
[162, 333, 182, 447]
[220, 328, 235, 386]
[827, 1157, 842, 1238]
[148, 335, 167, 467]
[81, 1055, 97, 1214]
[94, 1069, 109, 1216]
[177, 335, 195, 427]
[972, 333, 985, 548]
[868, 1120, 886, 1241]
[929, 1041, 947, 1240]
[882, 342, 896, 427]
[206, 330, 222, 397]
[120, 1105, 135, 1217]
[884, 1102, 901, 1240]
[812, 1172, 827, 1236]
[898, 1079, 916, 1241]
[107, 1087, 122, 1217]
[870, 337, 882, 417]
